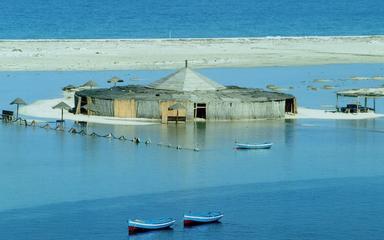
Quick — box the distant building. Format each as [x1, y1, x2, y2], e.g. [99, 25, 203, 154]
[74, 66, 296, 123]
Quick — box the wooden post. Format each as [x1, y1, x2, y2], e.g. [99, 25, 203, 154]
[160, 101, 168, 124]
[61, 109, 64, 121]
[16, 104, 19, 119]
[374, 98, 376, 112]
[336, 94, 339, 112]
[356, 96, 359, 113]
[87, 97, 91, 115]
[75, 96, 82, 114]
[364, 97, 367, 108]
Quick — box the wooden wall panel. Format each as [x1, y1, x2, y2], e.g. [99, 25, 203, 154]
[114, 99, 136, 118]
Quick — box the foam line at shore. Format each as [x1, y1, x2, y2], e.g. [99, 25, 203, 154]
[1, 35, 384, 41]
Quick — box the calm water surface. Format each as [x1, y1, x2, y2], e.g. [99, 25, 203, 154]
[0, 64, 384, 239]
[1, 0, 384, 38]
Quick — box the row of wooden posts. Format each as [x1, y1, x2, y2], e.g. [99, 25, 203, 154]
[1, 111, 200, 152]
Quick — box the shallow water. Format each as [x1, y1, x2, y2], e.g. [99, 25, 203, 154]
[1, 177, 384, 240]
[1, 64, 384, 111]
[1, 65, 384, 239]
[1, 117, 384, 211]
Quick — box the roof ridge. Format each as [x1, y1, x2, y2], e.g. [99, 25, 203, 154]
[149, 67, 225, 92]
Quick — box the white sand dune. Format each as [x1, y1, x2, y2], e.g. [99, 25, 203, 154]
[1, 36, 384, 71]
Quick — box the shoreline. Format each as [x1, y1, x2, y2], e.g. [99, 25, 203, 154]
[1, 35, 384, 41]
[1, 36, 384, 71]
[19, 96, 383, 124]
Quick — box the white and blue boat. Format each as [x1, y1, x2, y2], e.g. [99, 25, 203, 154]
[235, 142, 273, 150]
[128, 218, 176, 234]
[183, 211, 224, 226]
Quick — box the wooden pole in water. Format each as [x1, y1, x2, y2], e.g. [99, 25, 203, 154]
[336, 94, 339, 112]
[61, 108, 64, 121]
[16, 104, 19, 119]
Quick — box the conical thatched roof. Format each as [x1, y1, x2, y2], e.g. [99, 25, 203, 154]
[10, 98, 27, 105]
[149, 67, 225, 92]
[82, 80, 98, 88]
[52, 102, 71, 110]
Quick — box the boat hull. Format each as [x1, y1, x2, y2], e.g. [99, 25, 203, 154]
[183, 213, 224, 226]
[128, 219, 175, 234]
[236, 143, 273, 149]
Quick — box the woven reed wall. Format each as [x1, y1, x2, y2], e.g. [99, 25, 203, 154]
[87, 98, 114, 117]
[136, 100, 160, 118]
[79, 97, 287, 120]
[206, 100, 285, 120]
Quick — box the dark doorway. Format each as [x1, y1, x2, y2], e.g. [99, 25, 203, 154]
[80, 97, 88, 114]
[194, 103, 207, 119]
[285, 98, 296, 113]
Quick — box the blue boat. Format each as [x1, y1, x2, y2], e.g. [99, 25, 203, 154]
[128, 218, 176, 234]
[183, 211, 224, 226]
[235, 142, 273, 149]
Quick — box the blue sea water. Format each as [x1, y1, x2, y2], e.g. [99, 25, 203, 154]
[1, 65, 384, 239]
[0, 0, 384, 39]
[1, 0, 384, 238]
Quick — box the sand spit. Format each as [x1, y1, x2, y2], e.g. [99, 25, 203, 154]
[287, 107, 383, 120]
[1, 36, 384, 71]
[20, 97, 383, 124]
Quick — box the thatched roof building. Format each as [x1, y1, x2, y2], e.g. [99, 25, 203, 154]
[74, 66, 296, 123]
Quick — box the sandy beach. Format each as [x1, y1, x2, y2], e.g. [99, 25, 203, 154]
[287, 107, 383, 120]
[1, 36, 384, 71]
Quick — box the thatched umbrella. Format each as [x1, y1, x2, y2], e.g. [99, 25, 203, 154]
[10, 98, 27, 119]
[52, 102, 71, 121]
[168, 103, 185, 124]
[62, 84, 77, 91]
[82, 80, 98, 89]
[168, 103, 185, 111]
[107, 76, 124, 87]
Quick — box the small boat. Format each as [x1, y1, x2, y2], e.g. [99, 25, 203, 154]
[183, 211, 224, 226]
[235, 142, 273, 150]
[128, 218, 176, 234]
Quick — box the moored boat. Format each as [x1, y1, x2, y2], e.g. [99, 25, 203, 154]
[128, 218, 176, 234]
[235, 142, 273, 149]
[183, 211, 224, 226]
